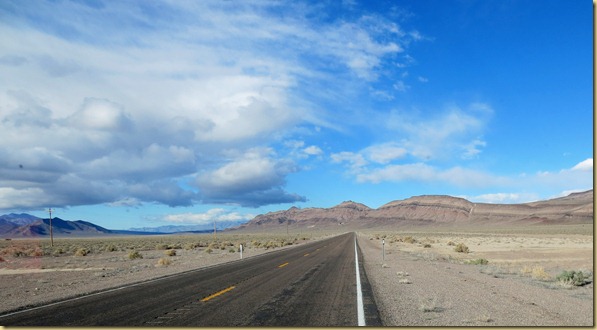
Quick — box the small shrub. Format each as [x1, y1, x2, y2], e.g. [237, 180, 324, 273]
[404, 236, 416, 244]
[0, 256, 5, 262]
[184, 243, 196, 250]
[75, 248, 89, 257]
[228, 248, 236, 253]
[128, 250, 143, 259]
[164, 249, 176, 256]
[556, 270, 591, 286]
[467, 258, 489, 265]
[155, 244, 169, 250]
[156, 258, 171, 266]
[454, 243, 469, 253]
[447, 241, 456, 246]
[398, 278, 412, 284]
[423, 244, 432, 248]
[205, 248, 213, 254]
[105, 244, 118, 252]
[530, 266, 551, 281]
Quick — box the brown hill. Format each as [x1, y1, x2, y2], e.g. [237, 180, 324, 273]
[3, 217, 113, 238]
[237, 190, 593, 231]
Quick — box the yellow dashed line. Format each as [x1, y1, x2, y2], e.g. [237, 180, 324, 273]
[201, 286, 235, 302]
[278, 262, 289, 268]
[304, 253, 310, 256]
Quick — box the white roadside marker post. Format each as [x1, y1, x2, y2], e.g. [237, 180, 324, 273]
[382, 239, 385, 261]
[239, 244, 243, 259]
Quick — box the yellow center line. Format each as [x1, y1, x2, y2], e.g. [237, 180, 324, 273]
[278, 262, 289, 268]
[201, 286, 235, 302]
[304, 253, 310, 256]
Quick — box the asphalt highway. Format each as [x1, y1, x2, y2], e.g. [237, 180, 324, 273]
[0, 232, 381, 326]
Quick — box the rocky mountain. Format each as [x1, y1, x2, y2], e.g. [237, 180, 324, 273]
[1, 217, 113, 238]
[237, 190, 594, 231]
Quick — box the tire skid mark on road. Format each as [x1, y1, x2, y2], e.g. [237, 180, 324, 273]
[246, 264, 322, 326]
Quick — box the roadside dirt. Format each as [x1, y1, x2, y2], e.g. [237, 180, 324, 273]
[0, 242, 301, 315]
[357, 232, 593, 326]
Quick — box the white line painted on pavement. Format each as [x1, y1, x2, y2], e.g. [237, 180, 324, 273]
[354, 235, 366, 326]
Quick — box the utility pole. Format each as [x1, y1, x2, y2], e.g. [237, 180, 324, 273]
[48, 208, 54, 247]
[213, 218, 217, 241]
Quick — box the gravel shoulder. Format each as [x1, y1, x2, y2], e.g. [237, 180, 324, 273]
[357, 232, 594, 326]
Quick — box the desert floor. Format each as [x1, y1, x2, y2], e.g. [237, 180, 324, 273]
[359, 224, 593, 326]
[0, 226, 593, 326]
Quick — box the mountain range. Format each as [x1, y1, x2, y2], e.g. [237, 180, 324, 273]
[0, 214, 241, 238]
[0, 190, 593, 237]
[236, 190, 594, 231]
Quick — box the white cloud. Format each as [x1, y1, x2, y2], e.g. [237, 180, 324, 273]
[466, 192, 539, 204]
[462, 139, 487, 159]
[195, 148, 305, 207]
[303, 145, 323, 156]
[393, 80, 409, 92]
[355, 163, 508, 188]
[571, 158, 593, 172]
[386, 103, 492, 160]
[0, 1, 423, 210]
[331, 151, 368, 173]
[364, 143, 407, 164]
[163, 209, 256, 225]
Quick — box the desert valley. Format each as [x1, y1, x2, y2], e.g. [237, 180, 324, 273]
[0, 190, 593, 326]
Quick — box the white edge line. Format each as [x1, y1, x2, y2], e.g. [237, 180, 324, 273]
[355, 234, 366, 326]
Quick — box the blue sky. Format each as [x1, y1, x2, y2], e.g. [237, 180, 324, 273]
[0, 0, 592, 229]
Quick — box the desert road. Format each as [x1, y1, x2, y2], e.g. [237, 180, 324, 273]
[0, 232, 381, 326]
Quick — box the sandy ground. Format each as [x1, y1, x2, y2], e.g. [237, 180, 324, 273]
[0, 231, 593, 327]
[358, 231, 593, 326]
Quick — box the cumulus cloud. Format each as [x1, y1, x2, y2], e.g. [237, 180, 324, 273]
[195, 148, 306, 207]
[303, 145, 323, 156]
[0, 1, 422, 211]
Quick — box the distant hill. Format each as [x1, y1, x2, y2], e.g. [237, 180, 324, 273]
[236, 190, 594, 231]
[128, 220, 245, 233]
[0, 215, 245, 238]
[3, 217, 114, 238]
[1, 190, 592, 237]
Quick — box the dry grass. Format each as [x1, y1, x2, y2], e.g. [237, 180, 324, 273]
[128, 250, 143, 260]
[156, 258, 171, 266]
[521, 266, 551, 281]
[0, 233, 316, 261]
